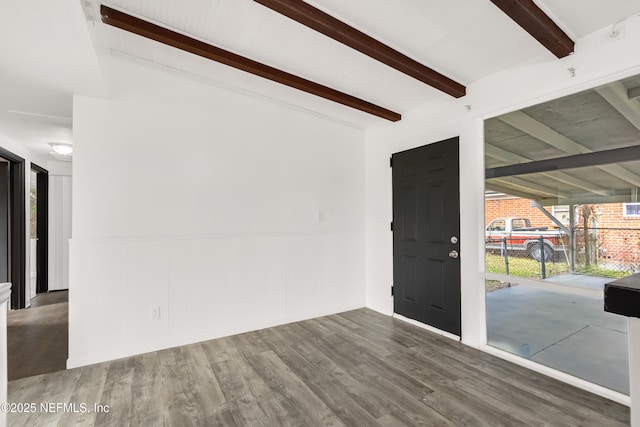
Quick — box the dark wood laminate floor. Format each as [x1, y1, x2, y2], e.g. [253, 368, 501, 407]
[8, 308, 630, 426]
[8, 291, 68, 380]
[29, 290, 69, 308]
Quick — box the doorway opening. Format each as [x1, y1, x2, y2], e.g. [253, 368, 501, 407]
[0, 147, 26, 310]
[30, 164, 48, 297]
[5, 159, 67, 380]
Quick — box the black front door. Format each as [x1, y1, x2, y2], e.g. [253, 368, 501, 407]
[392, 137, 461, 336]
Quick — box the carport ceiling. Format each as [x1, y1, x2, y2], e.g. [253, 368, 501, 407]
[485, 73, 640, 206]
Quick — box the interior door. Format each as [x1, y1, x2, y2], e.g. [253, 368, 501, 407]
[33, 165, 49, 294]
[392, 137, 461, 336]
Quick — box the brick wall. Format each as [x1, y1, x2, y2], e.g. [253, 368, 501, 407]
[590, 203, 640, 264]
[485, 197, 554, 228]
[485, 197, 640, 265]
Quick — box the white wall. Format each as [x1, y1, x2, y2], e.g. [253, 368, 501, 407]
[48, 160, 72, 292]
[46, 160, 72, 177]
[69, 56, 366, 367]
[48, 173, 71, 291]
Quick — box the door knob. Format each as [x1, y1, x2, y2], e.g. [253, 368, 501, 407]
[448, 250, 459, 259]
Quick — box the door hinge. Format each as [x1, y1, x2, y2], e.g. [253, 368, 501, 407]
[390, 157, 393, 167]
[391, 222, 394, 232]
[391, 286, 394, 296]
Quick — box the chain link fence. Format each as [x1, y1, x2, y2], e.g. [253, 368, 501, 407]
[486, 227, 640, 279]
[575, 227, 640, 275]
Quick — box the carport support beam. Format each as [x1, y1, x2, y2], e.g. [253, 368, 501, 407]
[569, 204, 575, 273]
[530, 202, 568, 233]
[531, 201, 574, 272]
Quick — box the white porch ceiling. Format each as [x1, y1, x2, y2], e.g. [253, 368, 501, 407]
[2, 0, 640, 158]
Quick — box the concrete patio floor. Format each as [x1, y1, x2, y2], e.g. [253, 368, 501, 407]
[486, 275, 629, 395]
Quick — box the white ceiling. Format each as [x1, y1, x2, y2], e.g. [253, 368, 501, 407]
[0, 0, 105, 161]
[2, 0, 640, 159]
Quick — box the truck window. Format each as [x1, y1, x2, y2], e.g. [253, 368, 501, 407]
[512, 218, 530, 229]
[489, 219, 505, 231]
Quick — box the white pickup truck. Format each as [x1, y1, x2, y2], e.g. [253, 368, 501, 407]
[485, 217, 566, 262]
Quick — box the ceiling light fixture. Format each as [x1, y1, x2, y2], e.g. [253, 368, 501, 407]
[50, 143, 73, 155]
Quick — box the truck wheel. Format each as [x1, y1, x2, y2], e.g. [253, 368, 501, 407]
[529, 243, 553, 262]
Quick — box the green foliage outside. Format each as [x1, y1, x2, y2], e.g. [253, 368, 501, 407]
[485, 253, 627, 280]
[30, 187, 37, 238]
[574, 265, 627, 279]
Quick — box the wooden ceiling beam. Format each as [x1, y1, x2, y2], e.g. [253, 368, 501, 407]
[100, 5, 401, 122]
[253, 0, 466, 98]
[490, 0, 574, 58]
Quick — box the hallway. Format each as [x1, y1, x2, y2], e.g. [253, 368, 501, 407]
[8, 291, 68, 380]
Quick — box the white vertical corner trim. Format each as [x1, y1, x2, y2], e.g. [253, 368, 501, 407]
[629, 318, 640, 427]
[459, 116, 487, 348]
[0, 282, 11, 427]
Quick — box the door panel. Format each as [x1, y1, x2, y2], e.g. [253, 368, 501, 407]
[402, 184, 418, 242]
[427, 183, 445, 243]
[426, 258, 445, 310]
[393, 137, 461, 336]
[402, 255, 418, 302]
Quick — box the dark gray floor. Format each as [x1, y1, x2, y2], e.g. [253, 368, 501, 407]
[487, 278, 629, 394]
[8, 291, 68, 380]
[8, 308, 629, 426]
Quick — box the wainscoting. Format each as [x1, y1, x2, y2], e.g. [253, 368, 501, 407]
[68, 231, 366, 367]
